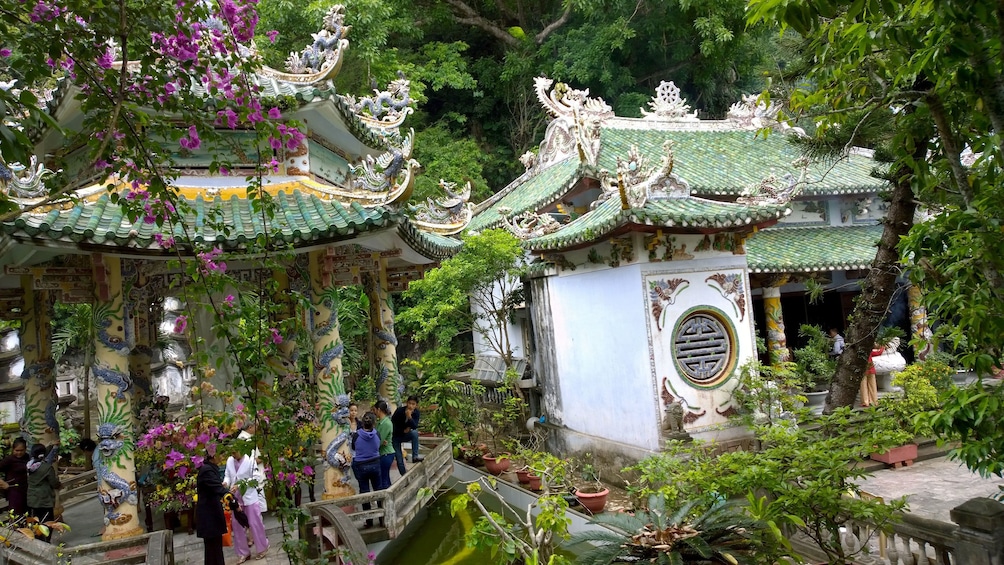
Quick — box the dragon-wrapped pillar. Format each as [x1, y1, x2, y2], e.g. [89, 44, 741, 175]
[366, 261, 399, 409]
[91, 254, 144, 540]
[18, 277, 59, 447]
[308, 249, 353, 499]
[762, 275, 790, 363]
[908, 284, 934, 360]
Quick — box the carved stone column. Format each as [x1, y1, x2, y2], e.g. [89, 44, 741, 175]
[762, 275, 790, 363]
[18, 277, 58, 446]
[366, 260, 400, 408]
[91, 254, 144, 540]
[308, 249, 354, 499]
[908, 284, 934, 360]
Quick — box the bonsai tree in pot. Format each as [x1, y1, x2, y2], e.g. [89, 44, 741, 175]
[792, 325, 837, 413]
[573, 453, 609, 514]
[482, 395, 527, 475]
[870, 360, 943, 468]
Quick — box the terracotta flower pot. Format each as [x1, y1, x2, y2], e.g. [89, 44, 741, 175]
[527, 474, 542, 492]
[483, 454, 511, 476]
[870, 443, 918, 469]
[575, 486, 609, 514]
[515, 469, 531, 485]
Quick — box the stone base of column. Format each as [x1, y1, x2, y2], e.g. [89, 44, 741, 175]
[103, 525, 146, 541]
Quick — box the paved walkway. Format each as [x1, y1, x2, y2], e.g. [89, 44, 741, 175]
[857, 455, 1004, 523]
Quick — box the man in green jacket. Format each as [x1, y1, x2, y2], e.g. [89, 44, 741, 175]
[374, 400, 395, 490]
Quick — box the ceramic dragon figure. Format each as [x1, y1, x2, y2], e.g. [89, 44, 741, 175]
[93, 422, 138, 526]
[324, 393, 353, 484]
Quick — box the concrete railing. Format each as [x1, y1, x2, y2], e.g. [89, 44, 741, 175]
[302, 437, 453, 543]
[839, 497, 1004, 564]
[0, 529, 174, 565]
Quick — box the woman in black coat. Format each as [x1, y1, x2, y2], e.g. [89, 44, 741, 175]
[196, 452, 229, 565]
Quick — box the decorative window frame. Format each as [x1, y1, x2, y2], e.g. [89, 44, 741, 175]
[671, 305, 739, 390]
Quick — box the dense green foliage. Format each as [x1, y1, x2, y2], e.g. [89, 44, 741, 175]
[255, 0, 775, 196]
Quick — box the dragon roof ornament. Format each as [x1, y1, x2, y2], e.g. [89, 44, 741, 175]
[534, 77, 614, 120]
[0, 154, 58, 208]
[595, 141, 689, 210]
[641, 81, 699, 122]
[736, 156, 809, 206]
[534, 77, 610, 169]
[496, 206, 561, 240]
[342, 71, 414, 131]
[728, 94, 806, 135]
[265, 5, 350, 84]
[348, 128, 418, 204]
[409, 179, 473, 235]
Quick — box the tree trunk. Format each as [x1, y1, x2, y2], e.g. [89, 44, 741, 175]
[824, 159, 918, 411]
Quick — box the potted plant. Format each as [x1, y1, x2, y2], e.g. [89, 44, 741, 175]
[870, 360, 943, 468]
[481, 396, 526, 475]
[573, 453, 609, 514]
[792, 324, 837, 414]
[527, 450, 572, 495]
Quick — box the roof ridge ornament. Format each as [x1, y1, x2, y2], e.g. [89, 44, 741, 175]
[727, 94, 805, 135]
[348, 128, 418, 204]
[641, 81, 699, 122]
[534, 77, 610, 169]
[266, 5, 350, 84]
[409, 179, 473, 235]
[0, 154, 57, 205]
[342, 71, 414, 131]
[497, 206, 561, 240]
[595, 141, 689, 210]
[534, 77, 613, 120]
[736, 156, 809, 206]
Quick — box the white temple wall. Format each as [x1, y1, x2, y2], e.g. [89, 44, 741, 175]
[529, 233, 757, 454]
[471, 282, 526, 361]
[543, 263, 660, 451]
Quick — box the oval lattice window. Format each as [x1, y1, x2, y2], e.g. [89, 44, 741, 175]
[673, 310, 736, 388]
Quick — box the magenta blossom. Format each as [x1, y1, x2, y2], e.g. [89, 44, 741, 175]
[269, 328, 283, 344]
[0, 48, 11, 57]
[173, 315, 188, 334]
[224, 294, 235, 307]
[266, 30, 279, 43]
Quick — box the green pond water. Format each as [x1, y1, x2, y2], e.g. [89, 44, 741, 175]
[380, 491, 581, 565]
[381, 492, 491, 565]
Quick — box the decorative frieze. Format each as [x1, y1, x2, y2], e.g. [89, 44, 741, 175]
[641, 81, 699, 122]
[408, 180, 473, 235]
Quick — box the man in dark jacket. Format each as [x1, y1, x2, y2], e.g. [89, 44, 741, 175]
[391, 395, 423, 475]
[196, 451, 229, 565]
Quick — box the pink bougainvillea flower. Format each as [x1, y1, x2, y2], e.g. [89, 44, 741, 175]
[266, 30, 279, 43]
[269, 328, 283, 344]
[0, 48, 11, 57]
[267, 107, 281, 119]
[303, 465, 314, 476]
[173, 315, 188, 334]
[224, 294, 235, 307]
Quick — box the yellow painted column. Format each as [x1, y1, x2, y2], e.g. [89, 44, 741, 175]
[309, 250, 354, 499]
[19, 277, 59, 447]
[127, 265, 154, 415]
[91, 254, 144, 540]
[762, 275, 790, 364]
[367, 260, 400, 409]
[908, 284, 934, 360]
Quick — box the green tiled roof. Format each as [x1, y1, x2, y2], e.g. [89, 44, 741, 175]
[2, 192, 398, 250]
[398, 222, 463, 259]
[746, 224, 884, 273]
[526, 197, 789, 251]
[599, 126, 886, 196]
[467, 158, 581, 232]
